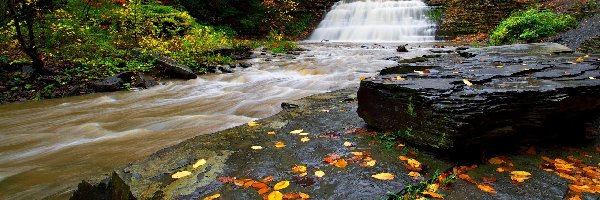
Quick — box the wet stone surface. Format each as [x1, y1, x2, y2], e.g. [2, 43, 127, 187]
[358, 43, 600, 151]
[75, 86, 600, 200]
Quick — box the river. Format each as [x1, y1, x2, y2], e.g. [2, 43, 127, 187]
[0, 42, 430, 199]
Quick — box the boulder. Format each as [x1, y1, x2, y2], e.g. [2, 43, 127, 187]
[90, 71, 157, 92]
[90, 75, 124, 92]
[397, 44, 409, 52]
[155, 56, 197, 79]
[357, 43, 600, 151]
[70, 171, 136, 200]
[218, 65, 234, 73]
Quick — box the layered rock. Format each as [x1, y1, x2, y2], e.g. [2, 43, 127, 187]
[357, 43, 600, 150]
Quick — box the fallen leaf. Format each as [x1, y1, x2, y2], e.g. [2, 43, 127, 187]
[273, 181, 290, 190]
[510, 171, 532, 183]
[243, 180, 255, 188]
[463, 79, 473, 86]
[360, 76, 366, 80]
[217, 177, 236, 183]
[422, 191, 443, 199]
[292, 165, 307, 173]
[453, 71, 460, 74]
[298, 132, 310, 136]
[299, 172, 307, 177]
[334, 159, 348, 168]
[364, 160, 376, 167]
[569, 194, 583, 200]
[275, 142, 286, 148]
[590, 77, 596, 80]
[315, 170, 325, 177]
[172, 171, 192, 179]
[414, 70, 425, 75]
[399, 156, 409, 161]
[300, 137, 310, 142]
[397, 143, 406, 147]
[496, 65, 504, 68]
[459, 174, 477, 185]
[203, 193, 221, 200]
[258, 187, 271, 195]
[372, 173, 395, 180]
[323, 154, 341, 164]
[268, 131, 277, 135]
[262, 176, 274, 183]
[298, 192, 310, 199]
[351, 152, 364, 156]
[252, 182, 269, 189]
[193, 159, 207, 169]
[396, 76, 406, 81]
[477, 183, 497, 194]
[251, 146, 263, 150]
[575, 57, 585, 63]
[423, 69, 431, 74]
[248, 122, 260, 127]
[268, 191, 283, 200]
[283, 193, 300, 199]
[343, 141, 353, 147]
[408, 171, 421, 178]
[488, 157, 506, 165]
[407, 158, 422, 169]
[234, 179, 245, 186]
[290, 129, 303, 134]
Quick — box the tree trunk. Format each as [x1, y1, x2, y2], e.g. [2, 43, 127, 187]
[8, 0, 44, 72]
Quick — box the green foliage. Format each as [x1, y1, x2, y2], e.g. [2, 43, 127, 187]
[426, 6, 445, 22]
[388, 170, 456, 200]
[490, 8, 577, 45]
[375, 128, 413, 150]
[264, 30, 297, 53]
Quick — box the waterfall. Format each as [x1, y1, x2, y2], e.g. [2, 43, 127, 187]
[308, 0, 436, 42]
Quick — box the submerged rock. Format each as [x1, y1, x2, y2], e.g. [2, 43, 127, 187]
[357, 43, 600, 151]
[90, 72, 157, 92]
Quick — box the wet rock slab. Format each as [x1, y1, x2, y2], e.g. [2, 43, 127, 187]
[358, 43, 600, 150]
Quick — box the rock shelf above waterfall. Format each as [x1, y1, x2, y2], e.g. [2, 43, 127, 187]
[357, 43, 600, 151]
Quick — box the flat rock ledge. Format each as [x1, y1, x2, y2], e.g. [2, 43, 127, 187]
[358, 43, 600, 151]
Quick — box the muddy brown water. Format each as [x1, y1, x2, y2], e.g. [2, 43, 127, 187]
[0, 43, 430, 199]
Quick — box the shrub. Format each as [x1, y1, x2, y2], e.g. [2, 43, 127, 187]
[490, 8, 577, 45]
[264, 30, 297, 53]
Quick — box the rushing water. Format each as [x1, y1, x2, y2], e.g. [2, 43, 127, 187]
[309, 0, 436, 42]
[0, 43, 431, 199]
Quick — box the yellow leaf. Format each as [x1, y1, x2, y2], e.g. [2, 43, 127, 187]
[273, 181, 290, 190]
[396, 76, 406, 81]
[372, 173, 395, 180]
[590, 77, 596, 80]
[463, 79, 473, 86]
[452, 71, 460, 74]
[397, 143, 406, 147]
[359, 76, 366, 81]
[298, 132, 310, 136]
[300, 137, 310, 142]
[248, 122, 260, 127]
[292, 165, 307, 173]
[172, 171, 192, 179]
[267, 131, 276, 135]
[203, 193, 221, 200]
[193, 159, 207, 169]
[496, 65, 504, 68]
[315, 170, 325, 177]
[351, 152, 364, 156]
[275, 142, 286, 148]
[343, 141, 353, 147]
[408, 171, 421, 177]
[299, 172, 307, 177]
[298, 192, 310, 199]
[407, 158, 422, 168]
[584, 55, 590, 58]
[268, 191, 283, 200]
[365, 160, 376, 167]
[575, 57, 585, 63]
[414, 70, 425, 74]
[290, 129, 303, 134]
[510, 171, 531, 183]
[251, 146, 263, 150]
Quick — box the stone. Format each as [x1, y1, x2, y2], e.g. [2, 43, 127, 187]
[238, 62, 252, 68]
[397, 44, 409, 52]
[281, 102, 300, 109]
[218, 65, 234, 73]
[90, 75, 124, 92]
[70, 171, 136, 200]
[357, 43, 600, 151]
[155, 56, 197, 79]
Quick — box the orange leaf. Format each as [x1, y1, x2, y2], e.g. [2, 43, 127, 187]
[258, 187, 271, 195]
[408, 171, 421, 178]
[252, 182, 269, 189]
[217, 177, 236, 183]
[298, 192, 310, 199]
[292, 165, 307, 173]
[422, 191, 444, 199]
[243, 180, 255, 188]
[459, 174, 477, 185]
[275, 142, 286, 148]
[323, 154, 341, 164]
[510, 171, 532, 183]
[203, 193, 221, 200]
[234, 179, 245, 186]
[488, 157, 506, 165]
[283, 193, 300, 199]
[477, 184, 497, 194]
[262, 176, 274, 183]
[399, 156, 409, 161]
[334, 159, 348, 168]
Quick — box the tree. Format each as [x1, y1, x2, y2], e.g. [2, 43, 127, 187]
[7, 0, 45, 72]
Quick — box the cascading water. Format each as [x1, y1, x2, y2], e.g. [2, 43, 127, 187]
[308, 0, 436, 42]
